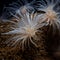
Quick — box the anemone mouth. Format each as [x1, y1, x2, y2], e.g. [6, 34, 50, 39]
[20, 6, 28, 14]
[45, 10, 57, 20]
[45, 6, 57, 20]
[23, 26, 36, 37]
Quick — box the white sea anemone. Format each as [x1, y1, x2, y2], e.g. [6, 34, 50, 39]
[2, 12, 44, 49]
[34, 0, 60, 31]
[2, 0, 35, 19]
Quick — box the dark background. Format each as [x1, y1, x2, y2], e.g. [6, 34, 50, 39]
[0, 0, 16, 16]
[0, 0, 33, 16]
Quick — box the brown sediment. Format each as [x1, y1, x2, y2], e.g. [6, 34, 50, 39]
[0, 20, 53, 60]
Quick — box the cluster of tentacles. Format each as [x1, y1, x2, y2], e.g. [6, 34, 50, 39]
[0, 0, 60, 60]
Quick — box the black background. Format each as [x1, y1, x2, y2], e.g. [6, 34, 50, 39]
[0, 0, 33, 16]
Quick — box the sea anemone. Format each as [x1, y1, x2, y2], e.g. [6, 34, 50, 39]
[34, 0, 60, 32]
[2, 0, 35, 19]
[2, 11, 44, 50]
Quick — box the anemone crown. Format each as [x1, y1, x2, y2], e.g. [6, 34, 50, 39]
[45, 6, 57, 20]
[24, 25, 36, 37]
